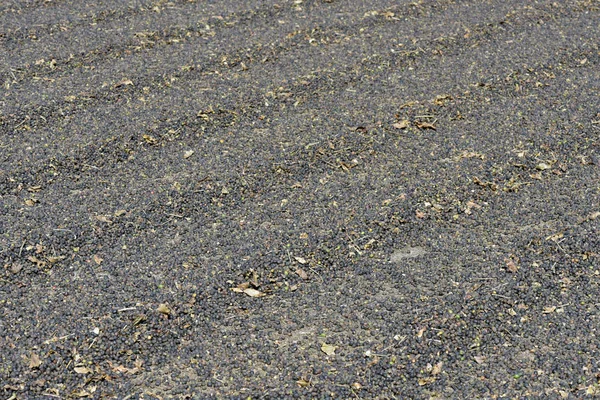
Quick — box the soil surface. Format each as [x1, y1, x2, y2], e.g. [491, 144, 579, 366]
[1, 0, 599, 398]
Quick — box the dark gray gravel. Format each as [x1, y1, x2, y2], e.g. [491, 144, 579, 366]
[1, 0, 599, 398]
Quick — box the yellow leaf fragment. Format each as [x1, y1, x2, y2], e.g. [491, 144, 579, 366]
[321, 343, 337, 356]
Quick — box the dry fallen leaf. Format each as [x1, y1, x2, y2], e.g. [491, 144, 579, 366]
[321, 343, 337, 356]
[416, 327, 427, 338]
[415, 210, 426, 219]
[142, 134, 158, 145]
[28, 256, 46, 268]
[156, 304, 171, 315]
[74, 366, 92, 374]
[184, 150, 195, 159]
[536, 162, 551, 171]
[504, 258, 519, 273]
[431, 361, 443, 375]
[114, 79, 134, 88]
[95, 215, 112, 223]
[29, 353, 42, 369]
[294, 256, 307, 264]
[232, 284, 266, 297]
[543, 306, 556, 314]
[296, 379, 310, 388]
[295, 268, 308, 280]
[474, 355, 486, 364]
[243, 288, 266, 298]
[416, 121, 436, 130]
[93, 255, 103, 265]
[393, 120, 410, 129]
[418, 377, 436, 386]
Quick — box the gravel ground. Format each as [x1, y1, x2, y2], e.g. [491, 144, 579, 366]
[1, 0, 599, 398]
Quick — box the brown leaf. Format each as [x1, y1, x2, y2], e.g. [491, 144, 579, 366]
[28, 256, 47, 268]
[95, 215, 112, 223]
[416, 121, 436, 130]
[418, 377, 436, 386]
[296, 378, 310, 387]
[295, 268, 308, 280]
[393, 120, 410, 129]
[114, 79, 133, 88]
[504, 258, 519, 273]
[46, 256, 65, 264]
[433, 94, 453, 106]
[24, 198, 39, 206]
[142, 134, 158, 145]
[93, 255, 103, 265]
[74, 366, 92, 374]
[29, 353, 42, 369]
[431, 361, 443, 375]
[415, 210, 426, 219]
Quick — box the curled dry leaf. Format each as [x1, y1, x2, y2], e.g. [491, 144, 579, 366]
[416, 121, 436, 130]
[74, 366, 92, 374]
[431, 361, 443, 375]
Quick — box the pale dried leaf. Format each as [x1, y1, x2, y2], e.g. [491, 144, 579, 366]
[74, 366, 92, 374]
[416, 121, 436, 130]
[474, 356, 486, 364]
[157, 304, 171, 315]
[431, 361, 443, 375]
[29, 353, 42, 369]
[243, 288, 266, 298]
[184, 150, 195, 159]
[295, 268, 308, 280]
[321, 343, 337, 356]
[505, 258, 519, 273]
[418, 377, 435, 386]
[296, 379, 310, 387]
[393, 120, 410, 129]
[294, 256, 307, 264]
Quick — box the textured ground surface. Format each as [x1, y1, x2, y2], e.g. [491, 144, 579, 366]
[1, 0, 599, 398]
